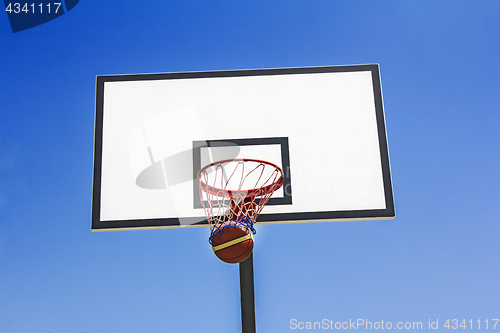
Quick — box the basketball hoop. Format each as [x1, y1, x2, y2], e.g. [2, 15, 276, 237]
[197, 158, 284, 263]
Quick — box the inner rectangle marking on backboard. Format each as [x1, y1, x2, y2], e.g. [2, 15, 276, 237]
[192, 137, 292, 209]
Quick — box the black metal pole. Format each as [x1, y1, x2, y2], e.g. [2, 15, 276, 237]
[239, 252, 256, 333]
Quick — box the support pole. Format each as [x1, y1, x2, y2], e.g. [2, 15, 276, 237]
[239, 252, 256, 333]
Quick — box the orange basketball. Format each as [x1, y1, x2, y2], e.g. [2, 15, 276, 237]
[211, 221, 254, 264]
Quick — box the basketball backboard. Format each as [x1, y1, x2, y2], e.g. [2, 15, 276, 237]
[92, 64, 394, 231]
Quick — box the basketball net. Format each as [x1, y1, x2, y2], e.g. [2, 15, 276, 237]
[197, 159, 284, 244]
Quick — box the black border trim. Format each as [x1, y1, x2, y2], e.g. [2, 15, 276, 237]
[91, 64, 395, 231]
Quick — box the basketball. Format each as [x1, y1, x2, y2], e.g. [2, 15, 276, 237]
[211, 221, 254, 264]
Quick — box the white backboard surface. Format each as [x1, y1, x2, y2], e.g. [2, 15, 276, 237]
[92, 65, 394, 231]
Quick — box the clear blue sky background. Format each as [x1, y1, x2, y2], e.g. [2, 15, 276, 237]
[1, 1, 499, 332]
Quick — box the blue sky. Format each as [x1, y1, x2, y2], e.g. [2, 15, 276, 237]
[1, 1, 499, 332]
